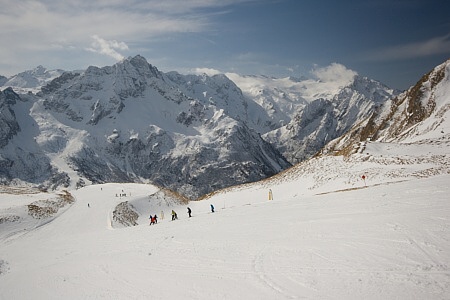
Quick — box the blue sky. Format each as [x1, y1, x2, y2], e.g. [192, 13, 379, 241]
[1, 0, 449, 90]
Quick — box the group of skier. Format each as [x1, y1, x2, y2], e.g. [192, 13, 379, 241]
[149, 214, 158, 225]
[149, 204, 215, 225]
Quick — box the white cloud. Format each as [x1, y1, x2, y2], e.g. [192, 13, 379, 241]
[132, 0, 259, 14]
[311, 63, 357, 83]
[226, 63, 358, 103]
[364, 34, 450, 61]
[86, 35, 129, 61]
[190, 67, 222, 76]
[0, 0, 256, 75]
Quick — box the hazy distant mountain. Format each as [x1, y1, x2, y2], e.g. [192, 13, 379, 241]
[263, 75, 398, 163]
[0, 65, 64, 94]
[226, 70, 398, 164]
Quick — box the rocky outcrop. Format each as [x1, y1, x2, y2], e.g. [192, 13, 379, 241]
[112, 201, 139, 227]
[0, 88, 21, 148]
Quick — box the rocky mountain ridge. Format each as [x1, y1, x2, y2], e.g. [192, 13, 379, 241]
[262, 74, 398, 163]
[322, 58, 450, 156]
[0, 55, 409, 198]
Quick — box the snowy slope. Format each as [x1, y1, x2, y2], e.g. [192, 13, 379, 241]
[0, 145, 449, 299]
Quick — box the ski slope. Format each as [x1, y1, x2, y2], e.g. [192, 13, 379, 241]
[1, 171, 449, 299]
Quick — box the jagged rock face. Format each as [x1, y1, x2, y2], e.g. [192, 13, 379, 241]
[0, 143, 69, 190]
[0, 90, 69, 187]
[39, 56, 168, 124]
[264, 76, 398, 163]
[323, 59, 450, 156]
[67, 114, 289, 199]
[0, 76, 7, 86]
[0, 88, 21, 148]
[165, 72, 250, 125]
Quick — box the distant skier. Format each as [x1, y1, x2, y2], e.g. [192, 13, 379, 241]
[88, 203, 90, 208]
[210, 204, 214, 213]
[154, 214, 158, 224]
[187, 207, 192, 218]
[149, 215, 156, 225]
[161, 211, 165, 220]
[171, 210, 178, 221]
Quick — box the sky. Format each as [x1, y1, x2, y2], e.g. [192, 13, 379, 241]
[1, 0, 449, 90]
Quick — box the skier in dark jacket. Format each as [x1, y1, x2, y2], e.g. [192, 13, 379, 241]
[210, 204, 215, 213]
[171, 210, 178, 221]
[187, 207, 192, 218]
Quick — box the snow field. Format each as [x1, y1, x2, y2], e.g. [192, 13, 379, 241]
[1, 174, 449, 299]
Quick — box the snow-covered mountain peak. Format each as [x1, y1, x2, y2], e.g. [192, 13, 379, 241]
[1, 56, 291, 198]
[347, 75, 400, 103]
[261, 73, 398, 163]
[322, 59, 450, 156]
[114, 55, 162, 80]
[0, 65, 64, 94]
[388, 58, 450, 143]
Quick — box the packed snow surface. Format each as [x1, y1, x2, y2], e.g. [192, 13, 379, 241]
[0, 162, 449, 299]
